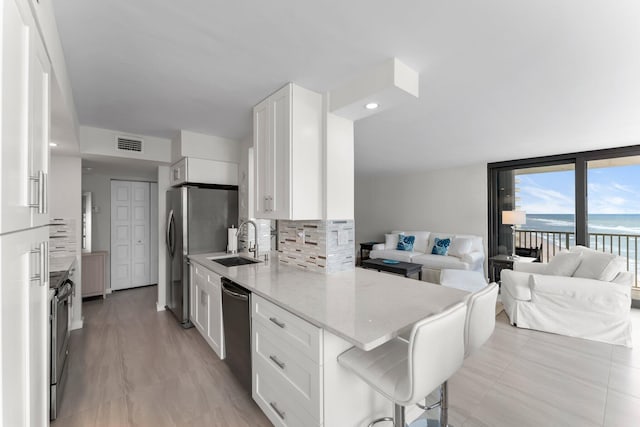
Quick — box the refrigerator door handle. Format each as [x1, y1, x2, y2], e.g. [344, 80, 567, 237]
[170, 213, 176, 256]
[166, 209, 175, 256]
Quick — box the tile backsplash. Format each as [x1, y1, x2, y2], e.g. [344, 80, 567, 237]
[277, 220, 355, 273]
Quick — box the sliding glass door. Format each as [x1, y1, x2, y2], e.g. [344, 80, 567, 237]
[587, 156, 640, 283]
[489, 145, 640, 288]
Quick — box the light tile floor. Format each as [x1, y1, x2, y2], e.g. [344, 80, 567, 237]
[53, 285, 640, 427]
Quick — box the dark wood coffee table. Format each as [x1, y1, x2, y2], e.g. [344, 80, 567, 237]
[361, 258, 423, 280]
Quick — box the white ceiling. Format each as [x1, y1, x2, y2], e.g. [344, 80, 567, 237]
[53, 0, 640, 173]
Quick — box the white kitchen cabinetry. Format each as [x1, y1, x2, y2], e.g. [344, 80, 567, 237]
[190, 262, 224, 359]
[252, 294, 387, 427]
[254, 83, 323, 220]
[170, 157, 238, 187]
[1, 0, 51, 424]
[1, 0, 51, 234]
[28, 21, 51, 228]
[1, 226, 49, 427]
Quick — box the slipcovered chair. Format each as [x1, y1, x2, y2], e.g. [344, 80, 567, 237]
[501, 246, 633, 347]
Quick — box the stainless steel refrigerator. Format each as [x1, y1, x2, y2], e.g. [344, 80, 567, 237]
[166, 185, 238, 327]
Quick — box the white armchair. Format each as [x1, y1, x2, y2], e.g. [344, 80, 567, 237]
[501, 250, 633, 347]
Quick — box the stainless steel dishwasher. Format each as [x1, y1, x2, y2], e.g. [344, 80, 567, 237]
[221, 277, 252, 393]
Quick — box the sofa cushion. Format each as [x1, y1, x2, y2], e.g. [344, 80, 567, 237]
[369, 249, 419, 263]
[599, 256, 627, 282]
[454, 234, 483, 253]
[431, 237, 451, 255]
[412, 253, 470, 270]
[545, 251, 582, 276]
[385, 233, 402, 249]
[448, 237, 473, 258]
[392, 231, 430, 253]
[428, 234, 453, 252]
[570, 246, 619, 281]
[397, 235, 415, 251]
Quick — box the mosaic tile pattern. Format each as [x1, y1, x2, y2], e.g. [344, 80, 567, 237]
[277, 220, 355, 273]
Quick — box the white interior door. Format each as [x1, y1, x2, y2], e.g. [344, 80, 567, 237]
[111, 181, 132, 290]
[131, 182, 150, 287]
[110, 180, 153, 290]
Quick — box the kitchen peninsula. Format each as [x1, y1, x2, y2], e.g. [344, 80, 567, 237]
[189, 252, 468, 427]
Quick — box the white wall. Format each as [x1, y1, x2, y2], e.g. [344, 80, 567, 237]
[80, 126, 172, 162]
[173, 130, 240, 163]
[354, 162, 488, 257]
[49, 155, 83, 328]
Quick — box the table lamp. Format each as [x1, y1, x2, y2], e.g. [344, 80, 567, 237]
[502, 210, 526, 258]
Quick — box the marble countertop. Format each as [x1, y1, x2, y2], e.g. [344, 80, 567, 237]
[189, 252, 469, 351]
[49, 255, 76, 273]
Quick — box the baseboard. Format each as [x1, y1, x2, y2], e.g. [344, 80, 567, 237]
[156, 302, 166, 312]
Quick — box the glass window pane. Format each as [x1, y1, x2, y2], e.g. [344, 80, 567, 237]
[587, 156, 640, 286]
[498, 164, 575, 262]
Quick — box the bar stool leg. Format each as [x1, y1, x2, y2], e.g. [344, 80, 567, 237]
[440, 382, 449, 427]
[394, 404, 406, 427]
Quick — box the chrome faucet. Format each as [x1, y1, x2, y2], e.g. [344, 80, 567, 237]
[236, 220, 259, 259]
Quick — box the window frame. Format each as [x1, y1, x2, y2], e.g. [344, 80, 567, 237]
[487, 144, 640, 258]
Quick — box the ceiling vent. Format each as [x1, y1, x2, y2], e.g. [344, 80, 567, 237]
[116, 136, 143, 153]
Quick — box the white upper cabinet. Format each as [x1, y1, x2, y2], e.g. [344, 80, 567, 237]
[253, 83, 323, 220]
[0, 0, 50, 233]
[170, 157, 238, 187]
[28, 24, 51, 227]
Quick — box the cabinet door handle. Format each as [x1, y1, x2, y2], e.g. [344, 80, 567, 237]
[30, 246, 42, 283]
[41, 171, 47, 214]
[269, 354, 286, 370]
[269, 402, 286, 420]
[269, 317, 285, 328]
[29, 241, 48, 286]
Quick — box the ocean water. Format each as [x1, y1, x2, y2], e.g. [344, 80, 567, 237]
[519, 214, 640, 275]
[522, 214, 640, 236]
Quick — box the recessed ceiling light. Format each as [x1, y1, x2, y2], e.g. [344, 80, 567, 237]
[365, 102, 379, 110]
[49, 142, 58, 147]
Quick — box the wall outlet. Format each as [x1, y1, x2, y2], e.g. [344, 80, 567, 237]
[297, 230, 305, 244]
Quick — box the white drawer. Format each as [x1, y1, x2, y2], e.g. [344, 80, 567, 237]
[253, 357, 320, 427]
[254, 320, 322, 420]
[252, 294, 322, 363]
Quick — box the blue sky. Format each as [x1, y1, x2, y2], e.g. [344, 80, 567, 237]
[517, 164, 640, 214]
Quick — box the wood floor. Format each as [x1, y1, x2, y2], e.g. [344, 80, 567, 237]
[52, 285, 271, 427]
[53, 285, 640, 427]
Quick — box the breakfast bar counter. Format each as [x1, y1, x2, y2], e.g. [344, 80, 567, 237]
[189, 252, 469, 351]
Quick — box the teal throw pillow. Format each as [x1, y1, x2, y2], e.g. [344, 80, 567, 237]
[397, 235, 415, 251]
[431, 237, 451, 256]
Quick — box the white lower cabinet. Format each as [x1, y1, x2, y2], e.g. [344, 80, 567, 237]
[0, 226, 49, 427]
[189, 263, 224, 359]
[251, 294, 389, 427]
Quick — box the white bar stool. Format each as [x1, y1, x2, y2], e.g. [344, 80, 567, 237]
[337, 302, 467, 427]
[413, 283, 499, 426]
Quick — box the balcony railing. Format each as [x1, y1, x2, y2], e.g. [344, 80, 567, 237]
[515, 229, 639, 288]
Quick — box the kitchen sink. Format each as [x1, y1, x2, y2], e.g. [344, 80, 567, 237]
[209, 256, 261, 267]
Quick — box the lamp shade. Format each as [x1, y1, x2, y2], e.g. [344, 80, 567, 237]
[502, 210, 526, 225]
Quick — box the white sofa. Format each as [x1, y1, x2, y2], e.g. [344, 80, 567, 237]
[501, 246, 633, 347]
[369, 230, 485, 283]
